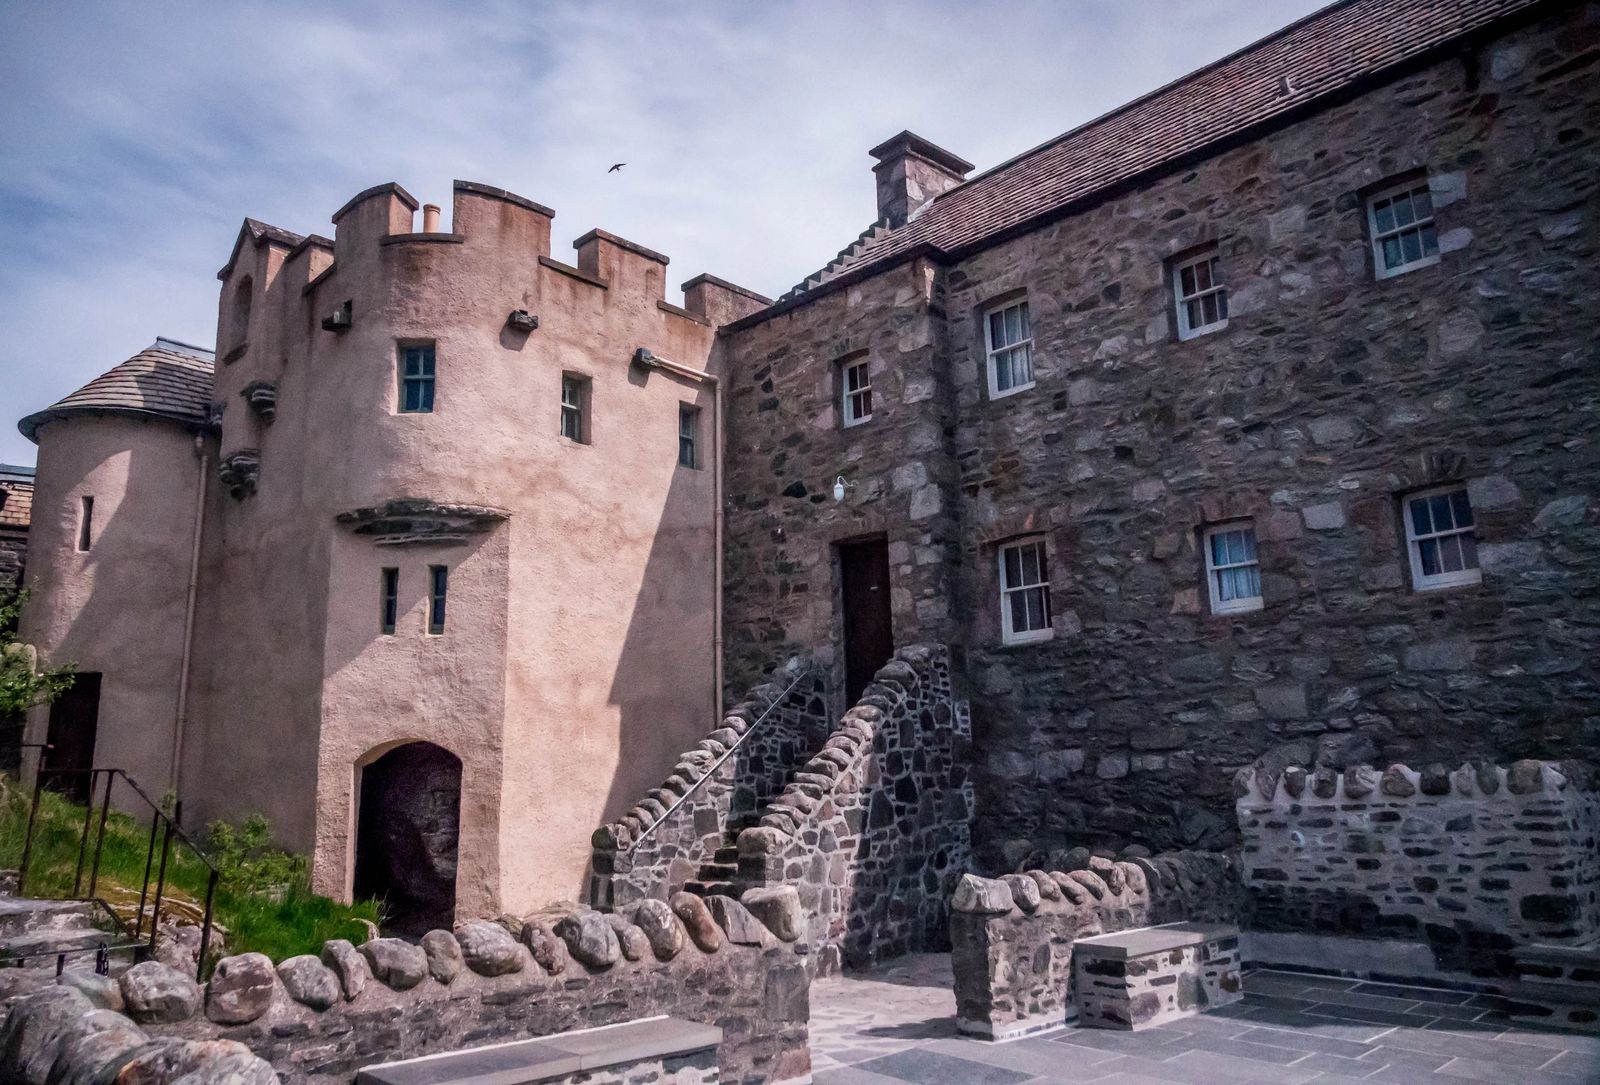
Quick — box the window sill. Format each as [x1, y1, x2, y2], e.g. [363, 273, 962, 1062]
[1177, 319, 1229, 343]
[1208, 599, 1263, 616]
[1412, 572, 1483, 594]
[998, 632, 1054, 650]
[988, 382, 1036, 402]
[842, 416, 873, 429]
[1375, 255, 1441, 282]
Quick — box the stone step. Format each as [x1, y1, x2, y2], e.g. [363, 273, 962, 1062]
[713, 846, 739, 864]
[696, 862, 737, 880]
[0, 898, 102, 940]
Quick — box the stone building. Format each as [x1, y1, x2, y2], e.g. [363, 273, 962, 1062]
[0, 464, 31, 601]
[11, 0, 1598, 931]
[17, 186, 766, 926]
[716, 0, 1600, 867]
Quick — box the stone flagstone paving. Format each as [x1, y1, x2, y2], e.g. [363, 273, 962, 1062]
[809, 955, 1600, 1084]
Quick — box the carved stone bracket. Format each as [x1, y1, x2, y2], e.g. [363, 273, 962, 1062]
[336, 498, 509, 546]
[219, 449, 261, 499]
[241, 380, 278, 423]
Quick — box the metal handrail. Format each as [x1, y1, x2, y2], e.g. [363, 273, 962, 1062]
[11, 765, 220, 981]
[626, 667, 814, 853]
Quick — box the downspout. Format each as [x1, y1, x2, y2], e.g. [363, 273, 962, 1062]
[633, 348, 723, 719]
[170, 432, 208, 807]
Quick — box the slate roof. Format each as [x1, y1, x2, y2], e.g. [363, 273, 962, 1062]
[0, 466, 33, 531]
[769, 0, 1548, 312]
[18, 338, 216, 443]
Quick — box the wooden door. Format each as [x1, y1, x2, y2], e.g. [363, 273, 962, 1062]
[839, 538, 894, 705]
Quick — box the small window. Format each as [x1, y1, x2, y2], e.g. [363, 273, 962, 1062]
[561, 374, 590, 443]
[399, 345, 436, 413]
[1404, 485, 1480, 591]
[1203, 522, 1263, 614]
[678, 404, 700, 468]
[1172, 248, 1228, 340]
[1368, 178, 1439, 279]
[380, 568, 399, 635]
[998, 538, 1052, 645]
[428, 565, 448, 634]
[984, 300, 1034, 398]
[76, 496, 94, 552]
[841, 357, 872, 426]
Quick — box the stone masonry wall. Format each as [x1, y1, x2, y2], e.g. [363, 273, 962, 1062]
[948, 850, 1242, 1040]
[1238, 757, 1600, 975]
[736, 645, 973, 973]
[590, 661, 830, 909]
[720, 3, 1600, 867]
[0, 899, 811, 1085]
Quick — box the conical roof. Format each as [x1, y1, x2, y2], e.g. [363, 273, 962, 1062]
[18, 338, 215, 443]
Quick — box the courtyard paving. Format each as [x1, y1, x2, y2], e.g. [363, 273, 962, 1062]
[808, 955, 1600, 1084]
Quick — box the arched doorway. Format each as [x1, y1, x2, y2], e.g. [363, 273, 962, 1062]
[353, 741, 462, 936]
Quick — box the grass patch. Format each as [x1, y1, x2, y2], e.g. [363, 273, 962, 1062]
[0, 776, 380, 963]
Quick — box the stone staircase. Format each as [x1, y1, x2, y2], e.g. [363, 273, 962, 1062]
[682, 815, 761, 899]
[0, 896, 130, 973]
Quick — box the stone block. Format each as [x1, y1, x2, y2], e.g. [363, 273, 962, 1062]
[1301, 501, 1345, 530]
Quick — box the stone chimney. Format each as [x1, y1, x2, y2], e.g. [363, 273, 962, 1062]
[869, 130, 974, 228]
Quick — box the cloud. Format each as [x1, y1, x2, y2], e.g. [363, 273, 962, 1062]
[0, 0, 1324, 466]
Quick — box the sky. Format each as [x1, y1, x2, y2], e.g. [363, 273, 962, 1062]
[0, 0, 1327, 468]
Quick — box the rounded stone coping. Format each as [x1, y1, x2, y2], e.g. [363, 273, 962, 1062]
[949, 849, 1237, 919]
[1233, 758, 1595, 805]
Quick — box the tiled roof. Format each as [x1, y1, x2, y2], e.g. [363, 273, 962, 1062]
[18, 338, 216, 443]
[0, 467, 32, 531]
[772, 0, 1546, 309]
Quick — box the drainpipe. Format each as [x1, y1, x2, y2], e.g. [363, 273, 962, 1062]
[170, 432, 208, 808]
[633, 348, 724, 719]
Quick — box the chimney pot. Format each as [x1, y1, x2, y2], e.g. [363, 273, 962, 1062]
[868, 131, 973, 228]
[421, 204, 442, 233]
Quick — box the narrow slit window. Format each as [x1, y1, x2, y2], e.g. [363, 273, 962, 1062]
[1368, 178, 1440, 279]
[428, 565, 448, 634]
[841, 357, 872, 426]
[380, 568, 398, 635]
[1203, 522, 1263, 614]
[678, 404, 700, 468]
[984, 300, 1034, 398]
[399, 344, 436, 413]
[998, 538, 1052, 645]
[561, 374, 589, 443]
[1404, 485, 1480, 591]
[76, 495, 94, 552]
[1172, 249, 1228, 340]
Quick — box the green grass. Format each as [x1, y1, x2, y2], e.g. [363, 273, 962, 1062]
[0, 776, 380, 964]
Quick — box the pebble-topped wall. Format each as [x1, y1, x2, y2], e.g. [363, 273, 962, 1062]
[948, 850, 1242, 1040]
[736, 645, 974, 973]
[0, 894, 812, 1085]
[1237, 758, 1600, 973]
[590, 662, 830, 909]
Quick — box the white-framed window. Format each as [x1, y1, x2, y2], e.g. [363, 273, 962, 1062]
[998, 538, 1052, 645]
[1203, 522, 1263, 615]
[841, 357, 872, 426]
[1404, 485, 1480, 591]
[1172, 248, 1228, 340]
[984, 299, 1034, 398]
[1368, 178, 1439, 279]
[678, 404, 700, 468]
[560, 373, 589, 443]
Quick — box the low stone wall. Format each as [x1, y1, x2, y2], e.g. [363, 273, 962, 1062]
[591, 661, 830, 909]
[737, 645, 973, 973]
[0, 895, 810, 1085]
[1237, 758, 1600, 975]
[948, 850, 1242, 1040]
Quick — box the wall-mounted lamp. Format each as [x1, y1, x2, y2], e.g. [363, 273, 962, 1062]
[832, 475, 855, 503]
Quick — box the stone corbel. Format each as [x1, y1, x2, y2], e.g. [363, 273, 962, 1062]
[336, 498, 509, 546]
[218, 449, 261, 499]
[240, 381, 278, 424]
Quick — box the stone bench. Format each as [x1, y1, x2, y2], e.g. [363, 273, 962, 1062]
[356, 1015, 723, 1085]
[1073, 922, 1242, 1031]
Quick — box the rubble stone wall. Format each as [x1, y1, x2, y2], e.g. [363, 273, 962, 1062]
[590, 663, 830, 909]
[0, 900, 811, 1085]
[948, 851, 1242, 1040]
[719, 1, 1600, 867]
[737, 645, 973, 973]
[1237, 757, 1600, 973]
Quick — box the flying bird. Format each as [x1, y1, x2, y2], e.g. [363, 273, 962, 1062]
[608, 162, 626, 173]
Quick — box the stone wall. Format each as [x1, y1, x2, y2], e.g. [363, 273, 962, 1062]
[719, 2, 1600, 867]
[1238, 757, 1600, 975]
[0, 899, 811, 1085]
[590, 660, 830, 908]
[948, 850, 1242, 1040]
[736, 645, 973, 972]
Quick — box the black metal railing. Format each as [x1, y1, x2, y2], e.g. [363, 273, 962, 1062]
[11, 767, 219, 981]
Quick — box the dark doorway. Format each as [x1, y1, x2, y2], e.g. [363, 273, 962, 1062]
[43, 672, 100, 803]
[839, 537, 894, 705]
[354, 742, 462, 937]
